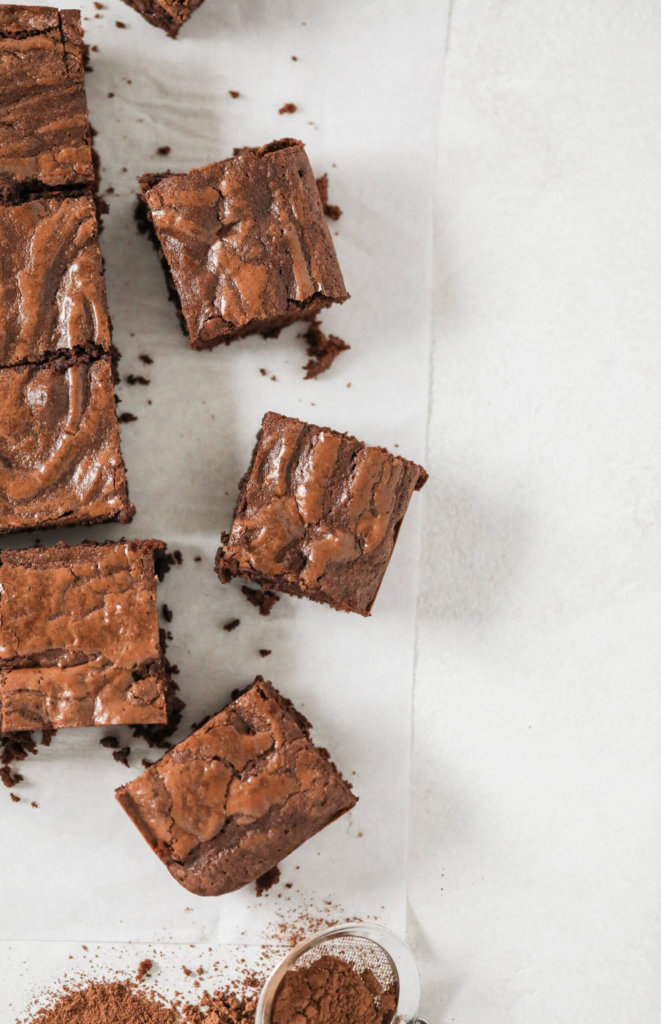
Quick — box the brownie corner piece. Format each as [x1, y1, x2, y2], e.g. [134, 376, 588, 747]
[0, 5, 95, 198]
[0, 355, 134, 534]
[115, 677, 356, 896]
[215, 411, 428, 615]
[0, 189, 111, 369]
[0, 539, 170, 732]
[120, 0, 205, 36]
[138, 139, 349, 350]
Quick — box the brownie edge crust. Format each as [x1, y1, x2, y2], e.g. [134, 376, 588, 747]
[116, 678, 357, 896]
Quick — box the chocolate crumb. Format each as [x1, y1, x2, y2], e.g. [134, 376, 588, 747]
[100, 736, 120, 749]
[115, 19, 127, 27]
[194, 556, 202, 563]
[259, 649, 272, 658]
[157, 145, 171, 156]
[118, 412, 138, 423]
[301, 318, 350, 379]
[223, 618, 241, 632]
[139, 353, 154, 364]
[291, 55, 298, 61]
[142, 758, 154, 768]
[278, 102, 297, 114]
[1, 764, 23, 788]
[173, 550, 183, 565]
[112, 747, 131, 767]
[315, 173, 343, 220]
[241, 586, 280, 616]
[126, 374, 150, 386]
[270, 375, 277, 382]
[136, 958, 153, 982]
[10, 792, 20, 803]
[229, 90, 240, 98]
[256, 865, 281, 897]
[162, 603, 173, 623]
[93, 2, 103, 8]
[107, 91, 114, 98]
[31, 801, 38, 808]
[259, 368, 267, 376]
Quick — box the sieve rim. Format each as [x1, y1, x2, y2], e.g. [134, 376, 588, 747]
[254, 921, 422, 1024]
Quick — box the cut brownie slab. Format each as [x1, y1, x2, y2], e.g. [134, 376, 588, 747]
[120, 0, 205, 37]
[116, 677, 356, 896]
[138, 139, 349, 350]
[0, 190, 110, 369]
[0, 6, 95, 199]
[215, 412, 428, 616]
[0, 355, 134, 533]
[0, 541, 170, 732]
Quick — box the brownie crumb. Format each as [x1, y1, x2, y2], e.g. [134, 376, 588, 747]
[115, 19, 127, 27]
[291, 55, 298, 61]
[1, 764, 23, 788]
[162, 603, 173, 623]
[136, 958, 153, 982]
[173, 550, 183, 565]
[126, 374, 150, 386]
[256, 865, 281, 896]
[301, 317, 350, 379]
[100, 736, 120, 749]
[194, 555, 202, 563]
[93, 2, 103, 8]
[223, 618, 241, 632]
[112, 747, 131, 767]
[31, 801, 38, 809]
[229, 90, 240, 98]
[118, 412, 138, 423]
[241, 586, 280, 616]
[142, 758, 154, 768]
[315, 173, 343, 220]
[259, 649, 272, 658]
[139, 353, 154, 365]
[278, 102, 297, 114]
[157, 145, 171, 156]
[107, 91, 114, 98]
[10, 792, 20, 803]
[259, 368, 268, 376]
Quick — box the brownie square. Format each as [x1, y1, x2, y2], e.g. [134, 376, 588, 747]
[120, 0, 205, 37]
[0, 190, 110, 369]
[0, 355, 134, 534]
[216, 412, 428, 616]
[116, 677, 356, 896]
[0, 540, 170, 732]
[139, 139, 349, 350]
[0, 6, 95, 199]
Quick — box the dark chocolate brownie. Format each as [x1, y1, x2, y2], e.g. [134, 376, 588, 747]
[0, 355, 134, 533]
[138, 140, 349, 350]
[0, 190, 110, 369]
[116, 677, 357, 896]
[0, 541, 170, 732]
[119, 0, 205, 37]
[216, 412, 428, 615]
[0, 6, 95, 200]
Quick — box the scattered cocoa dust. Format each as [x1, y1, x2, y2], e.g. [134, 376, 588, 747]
[272, 955, 397, 1024]
[301, 318, 350, 379]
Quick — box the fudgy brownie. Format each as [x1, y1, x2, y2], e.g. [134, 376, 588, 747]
[0, 190, 110, 369]
[0, 541, 170, 732]
[119, 0, 205, 37]
[0, 5, 95, 200]
[116, 677, 356, 896]
[215, 412, 428, 616]
[138, 140, 349, 350]
[0, 355, 134, 534]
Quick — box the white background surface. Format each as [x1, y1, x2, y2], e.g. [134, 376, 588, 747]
[410, 1, 661, 1021]
[3, 1, 661, 1022]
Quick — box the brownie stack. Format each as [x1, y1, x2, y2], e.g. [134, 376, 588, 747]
[0, 5, 133, 533]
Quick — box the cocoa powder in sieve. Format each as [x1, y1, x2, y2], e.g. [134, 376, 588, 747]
[271, 954, 397, 1024]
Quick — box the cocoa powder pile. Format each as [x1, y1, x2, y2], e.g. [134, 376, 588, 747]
[271, 955, 397, 1024]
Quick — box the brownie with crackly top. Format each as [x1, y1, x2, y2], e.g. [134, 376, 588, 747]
[116, 677, 356, 896]
[0, 5, 95, 200]
[0, 190, 110, 369]
[215, 412, 428, 616]
[0, 540, 170, 732]
[0, 355, 134, 534]
[120, 0, 205, 37]
[138, 139, 349, 350]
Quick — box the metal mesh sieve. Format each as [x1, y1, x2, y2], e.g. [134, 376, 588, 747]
[255, 922, 430, 1024]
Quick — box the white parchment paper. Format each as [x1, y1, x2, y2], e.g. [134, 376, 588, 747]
[0, 0, 445, 1008]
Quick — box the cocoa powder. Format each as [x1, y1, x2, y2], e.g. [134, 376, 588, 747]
[271, 955, 397, 1024]
[23, 981, 177, 1024]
